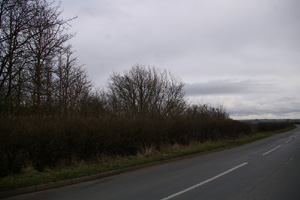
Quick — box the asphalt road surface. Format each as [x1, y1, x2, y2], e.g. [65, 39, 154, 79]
[5, 125, 300, 200]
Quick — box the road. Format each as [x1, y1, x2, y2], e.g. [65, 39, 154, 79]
[5, 125, 300, 200]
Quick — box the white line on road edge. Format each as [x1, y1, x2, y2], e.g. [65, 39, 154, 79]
[262, 145, 282, 156]
[161, 162, 248, 200]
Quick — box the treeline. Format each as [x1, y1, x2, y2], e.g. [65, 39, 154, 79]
[0, 1, 295, 177]
[0, 0, 229, 119]
[0, 0, 240, 120]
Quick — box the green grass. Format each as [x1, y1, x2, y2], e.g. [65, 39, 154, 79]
[0, 126, 296, 192]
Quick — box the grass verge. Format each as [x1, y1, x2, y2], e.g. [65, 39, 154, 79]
[0, 126, 296, 192]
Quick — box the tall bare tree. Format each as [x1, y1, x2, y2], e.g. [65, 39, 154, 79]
[26, 0, 75, 113]
[54, 47, 92, 116]
[108, 65, 186, 118]
[0, 0, 76, 115]
[0, 0, 37, 114]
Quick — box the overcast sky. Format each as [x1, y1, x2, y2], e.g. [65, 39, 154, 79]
[60, 0, 300, 119]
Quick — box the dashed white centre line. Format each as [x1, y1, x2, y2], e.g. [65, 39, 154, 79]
[285, 139, 292, 143]
[262, 145, 282, 156]
[161, 162, 248, 200]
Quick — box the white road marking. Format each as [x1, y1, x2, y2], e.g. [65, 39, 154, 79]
[161, 162, 248, 200]
[262, 145, 282, 156]
[285, 139, 292, 143]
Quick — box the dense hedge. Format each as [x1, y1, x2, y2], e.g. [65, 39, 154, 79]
[0, 117, 294, 177]
[0, 117, 245, 176]
[257, 122, 294, 132]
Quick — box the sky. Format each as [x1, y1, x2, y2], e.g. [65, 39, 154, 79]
[60, 0, 300, 119]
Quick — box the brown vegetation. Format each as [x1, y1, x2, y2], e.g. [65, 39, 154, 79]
[0, 115, 249, 177]
[0, 1, 295, 179]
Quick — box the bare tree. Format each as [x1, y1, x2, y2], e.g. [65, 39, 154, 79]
[54, 48, 92, 116]
[107, 65, 186, 118]
[0, 0, 76, 115]
[0, 0, 37, 114]
[26, 0, 75, 113]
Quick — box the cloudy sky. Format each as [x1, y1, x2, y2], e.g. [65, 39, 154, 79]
[60, 0, 300, 119]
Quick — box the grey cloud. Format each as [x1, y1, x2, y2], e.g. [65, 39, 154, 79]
[184, 79, 277, 96]
[227, 96, 300, 119]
